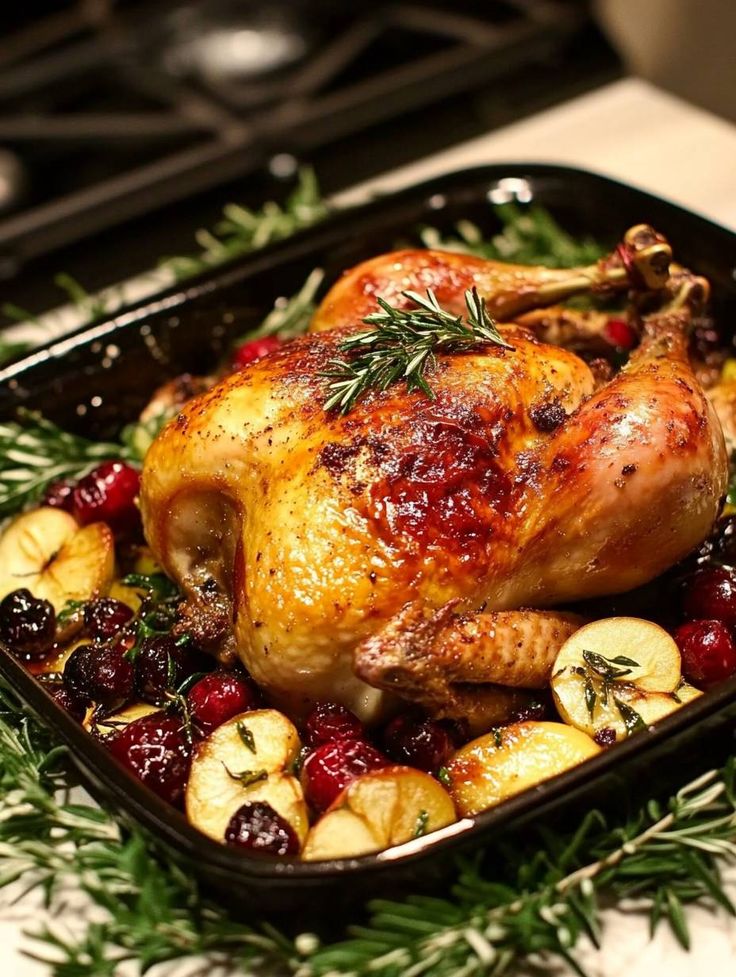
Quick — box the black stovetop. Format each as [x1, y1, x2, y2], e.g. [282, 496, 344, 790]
[0, 0, 620, 319]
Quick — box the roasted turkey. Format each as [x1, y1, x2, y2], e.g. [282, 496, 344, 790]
[139, 226, 728, 727]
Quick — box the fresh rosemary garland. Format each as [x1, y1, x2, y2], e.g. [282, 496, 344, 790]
[322, 287, 511, 413]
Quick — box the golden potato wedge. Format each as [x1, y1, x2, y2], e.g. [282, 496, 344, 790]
[185, 709, 308, 846]
[445, 721, 600, 816]
[302, 765, 455, 861]
[302, 808, 382, 861]
[0, 508, 114, 611]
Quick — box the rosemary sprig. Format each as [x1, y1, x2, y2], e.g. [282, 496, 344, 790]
[0, 409, 137, 518]
[322, 286, 512, 413]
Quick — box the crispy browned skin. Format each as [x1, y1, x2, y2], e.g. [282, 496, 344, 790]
[139, 253, 726, 722]
[355, 603, 582, 731]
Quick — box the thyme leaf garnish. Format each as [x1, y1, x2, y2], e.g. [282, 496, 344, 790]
[413, 810, 430, 839]
[237, 722, 256, 754]
[223, 765, 268, 787]
[321, 286, 512, 414]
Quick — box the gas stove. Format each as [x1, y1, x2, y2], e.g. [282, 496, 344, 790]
[0, 0, 619, 318]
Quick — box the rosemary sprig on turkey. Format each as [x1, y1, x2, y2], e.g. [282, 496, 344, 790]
[322, 286, 512, 413]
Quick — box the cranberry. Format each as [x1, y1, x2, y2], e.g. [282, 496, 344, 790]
[51, 685, 87, 722]
[382, 714, 453, 773]
[43, 478, 75, 512]
[0, 589, 56, 658]
[187, 670, 258, 733]
[224, 801, 299, 855]
[509, 700, 549, 724]
[84, 598, 134, 641]
[72, 461, 141, 536]
[232, 335, 282, 370]
[603, 318, 637, 350]
[593, 727, 617, 747]
[304, 701, 364, 747]
[134, 635, 207, 705]
[682, 567, 736, 625]
[674, 620, 736, 688]
[63, 642, 134, 704]
[108, 713, 191, 805]
[301, 738, 388, 813]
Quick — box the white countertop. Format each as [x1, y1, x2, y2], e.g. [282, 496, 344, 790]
[2, 77, 736, 976]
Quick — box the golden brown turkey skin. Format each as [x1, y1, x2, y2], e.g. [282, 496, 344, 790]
[140, 309, 726, 721]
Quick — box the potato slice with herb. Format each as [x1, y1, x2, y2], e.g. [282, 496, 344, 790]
[186, 709, 308, 846]
[84, 701, 159, 737]
[445, 721, 600, 816]
[302, 766, 455, 861]
[551, 617, 689, 741]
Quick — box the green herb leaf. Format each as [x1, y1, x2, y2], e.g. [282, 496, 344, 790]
[614, 697, 647, 736]
[322, 286, 512, 414]
[223, 765, 268, 787]
[582, 649, 638, 680]
[584, 676, 597, 720]
[237, 722, 256, 754]
[437, 766, 452, 788]
[413, 810, 429, 839]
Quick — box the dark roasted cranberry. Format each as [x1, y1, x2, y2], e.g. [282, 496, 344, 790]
[107, 713, 191, 805]
[301, 738, 388, 813]
[232, 335, 282, 369]
[382, 714, 453, 773]
[63, 642, 134, 704]
[187, 670, 257, 733]
[603, 318, 637, 350]
[304, 701, 364, 747]
[593, 727, 617, 747]
[674, 620, 736, 689]
[72, 461, 141, 536]
[509, 700, 549, 724]
[134, 635, 207, 705]
[51, 685, 86, 722]
[43, 478, 75, 512]
[0, 589, 56, 658]
[84, 598, 134, 641]
[224, 801, 299, 855]
[682, 567, 736, 625]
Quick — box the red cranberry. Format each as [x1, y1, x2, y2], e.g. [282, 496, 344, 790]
[84, 598, 134, 641]
[108, 713, 191, 805]
[301, 738, 388, 813]
[72, 461, 141, 536]
[43, 478, 76, 512]
[0, 589, 56, 658]
[683, 567, 736, 625]
[51, 685, 87, 722]
[674, 620, 736, 689]
[603, 318, 637, 350]
[134, 635, 207, 706]
[304, 701, 364, 747]
[593, 727, 617, 747]
[224, 801, 299, 855]
[232, 335, 282, 370]
[63, 642, 134, 704]
[187, 670, 258, 733]
[382, 714, 453, 773]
